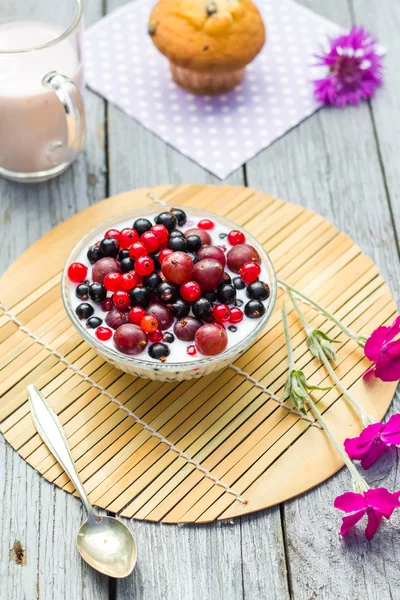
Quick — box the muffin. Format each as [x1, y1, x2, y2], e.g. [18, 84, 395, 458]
[148, 0, 266, 94]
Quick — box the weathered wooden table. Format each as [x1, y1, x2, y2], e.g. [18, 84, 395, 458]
[2, 0, 400, 598]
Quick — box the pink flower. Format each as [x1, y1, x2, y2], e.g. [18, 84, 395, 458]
[364, 316, 400, 381]
[313, 26, 384, 108]
[335, 488, 400, 540]
[344, 414, 400, 468]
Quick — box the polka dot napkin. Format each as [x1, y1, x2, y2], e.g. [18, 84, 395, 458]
[84, 0, 341, 180]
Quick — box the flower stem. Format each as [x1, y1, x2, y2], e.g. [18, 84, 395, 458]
[282, 302, 295, 372]
[278, 279, 366, 347]
[305, 392, 369, 492]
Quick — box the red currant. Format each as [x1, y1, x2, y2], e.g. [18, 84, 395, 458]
[95, 326, 113, 341]
[101, 298, 113, 312]
[120, 228, 139, 249]
[198, 219, 214, 230]
[212, 304, 231, 323]
[104, 228, 121, 241]
[187, 345, 197, 356]
[120, 271, 139, 291]
[159, 248, 174, 263]
[141, 314, 159, 333]
[68, 262, 87, 283]
[135, 256, 154, 276]
[148, 329, 163, 343]
[112, 290, 131, 310]
[141, 231, 160, 253]
[129, 306, 147, 325]
[129, 241, 147, 259]
[229, 307, 244, 323]
[151, 224, 169, 244]
[227, 230, 245, 245]
[104, 272, 123, 292]
[180, 281, 201, 303]
[239, 262, 261, 285]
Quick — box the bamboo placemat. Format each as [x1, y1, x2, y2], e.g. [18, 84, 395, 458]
[0, 184, 397, 523]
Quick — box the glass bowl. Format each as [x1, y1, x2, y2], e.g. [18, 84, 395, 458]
[61, 206, 277, 382]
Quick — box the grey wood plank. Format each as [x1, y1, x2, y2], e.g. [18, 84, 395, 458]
[247, 0, 400, 598]
[0, 2, 110, 599]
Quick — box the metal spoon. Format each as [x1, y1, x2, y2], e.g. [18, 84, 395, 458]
[27, 385, 137, 578]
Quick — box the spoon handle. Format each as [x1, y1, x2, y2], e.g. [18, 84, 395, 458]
[27, 385, 93, 515]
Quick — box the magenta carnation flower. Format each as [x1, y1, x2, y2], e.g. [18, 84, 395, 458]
[313, 26, 384, 108]
[335, 488, 400, 540]
[344, 414, 400, 469]
[364, 316, 400, 381]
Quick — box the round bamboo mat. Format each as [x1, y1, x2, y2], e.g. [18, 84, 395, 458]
[0, 184, 397, 524]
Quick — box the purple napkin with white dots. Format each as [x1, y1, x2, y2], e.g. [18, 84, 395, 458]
[84, 0, 341, 180]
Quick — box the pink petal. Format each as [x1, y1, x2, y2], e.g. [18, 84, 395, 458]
[381, 414, 400, 445]
[344, 436, 369, 460]
[358, 422, 384, 447]
[334, 491, 367, 512]
[365, 325, 391, 362]
[365, 508, 383, 540]
[360, 440, 389, 469]
[385, 316, 400, 343]
[375, 341, 400, 381]
[339, 510, 365, 536]
[364, 488, 400, 518]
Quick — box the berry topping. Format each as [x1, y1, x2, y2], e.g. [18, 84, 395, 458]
[129, 241, 147, 259]
[92, 257, 121, 283]
[151, 224, 169, 243]
[104, 272, 123, 293]
[120, 257, 135, 273]
[148, 342, 170, 361]
[68, 262, 88, 283]
[88, 282, 107, 303]
[141, 230, 160, 253]
[216, 284, 236, 305]
[192, 297, 213, 320]
[246, 280, 270, 301]
[174, 317, 202, 341]
[163, 332, 175, 344]
[187, 345, 197, 356]
[141, 314, 159, 333]
[161, 251, 193, 285]
[170, 208, 187, 226]
[129, 286, 151, 308]
[184, 227, 211, 246]
[114, 324, 147, 355]
[195, 323, 228, 356]
[180, 281, 201, 303]
[244, 299, 266, 319]
[129, 305, 147, 325]
[229, 307, 244, 323]
[212, 304, 231, 323]
[86, 316, 103, 329]
[101, 297, 113, 312]
[157, 281, 179, 303]
[87, 245, 102, 264]
[148, 329, 164, 343]
[196, 245, 226, 267]
[112, 290, 131, 310]
[96, 326, 113, 341]
[135, 255, 154, 276]
[198, 219, 214, 230]
[100, 237, 119, 258]
[233, 277, 246, 290]
[106, 308, 129, 329]
[120, 271, 139, 291]
[168, 236, 187, 252]
[76, 302, 94, 320]
[227, 230, 246, 245]
[147, 303, 174, 330]
[185, 234, 202, 252]
[105, 228, 121, 241]
[76, 283, 89, 301]
[158, 248, 174, 263]
[155, 212, 177, 232]
[119, 228, 139, 249]
[192, 258, 224, 292]
[226, 244, 261, 273]
[167, 299, 190, 319]
[239, 262, 261, 285]
[133, 218, 152, 235]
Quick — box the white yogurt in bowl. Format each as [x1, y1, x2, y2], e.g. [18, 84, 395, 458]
[62, 206, 277, 381]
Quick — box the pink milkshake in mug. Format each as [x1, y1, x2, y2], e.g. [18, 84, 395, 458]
[0, 0, 85, 182]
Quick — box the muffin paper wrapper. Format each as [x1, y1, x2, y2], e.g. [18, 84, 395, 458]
[84, 0, 342, 180]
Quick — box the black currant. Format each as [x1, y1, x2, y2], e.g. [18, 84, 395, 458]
[99, 237, 119, 258]
[88, 282, 107, 303]
[87, 244, 102, 264]
[186, 235, 202, 252]
[217, 284, 236, 304]
[149, 251, 161, 271]
[144, 272, 162, 291]
[157, 281, 180, 303]
[187, 252, 198, 264]
[130, 286, 151, 308]
[163, 332, 175, 344]
[244, 300, 266, 319]
[222, 272, 232, 284]
[170, 208, 187, 226]
[76, 283, 89, 301]
[118, 248, 130, 261]
[155, 212, 177, 232]
[192, 298, 212, 319]
[120, 257, 135, 273]
[86, 316, 103, 329]
[246, 281, 270, 301]
[168, 237, 187, 252]
[203, 290, 216, 304]
[148, 342, 170, 361]
[76, 303, 94, 320]
[133, 218, 152, 235]
[233, 277, 246, 290]
[167, 299, 190, 318]
[169, 230, 185, 239]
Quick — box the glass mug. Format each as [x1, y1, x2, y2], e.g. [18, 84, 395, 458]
[0, 0, 86, 183]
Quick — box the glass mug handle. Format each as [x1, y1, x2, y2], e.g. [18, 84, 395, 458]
[42, 70, 86, 166]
